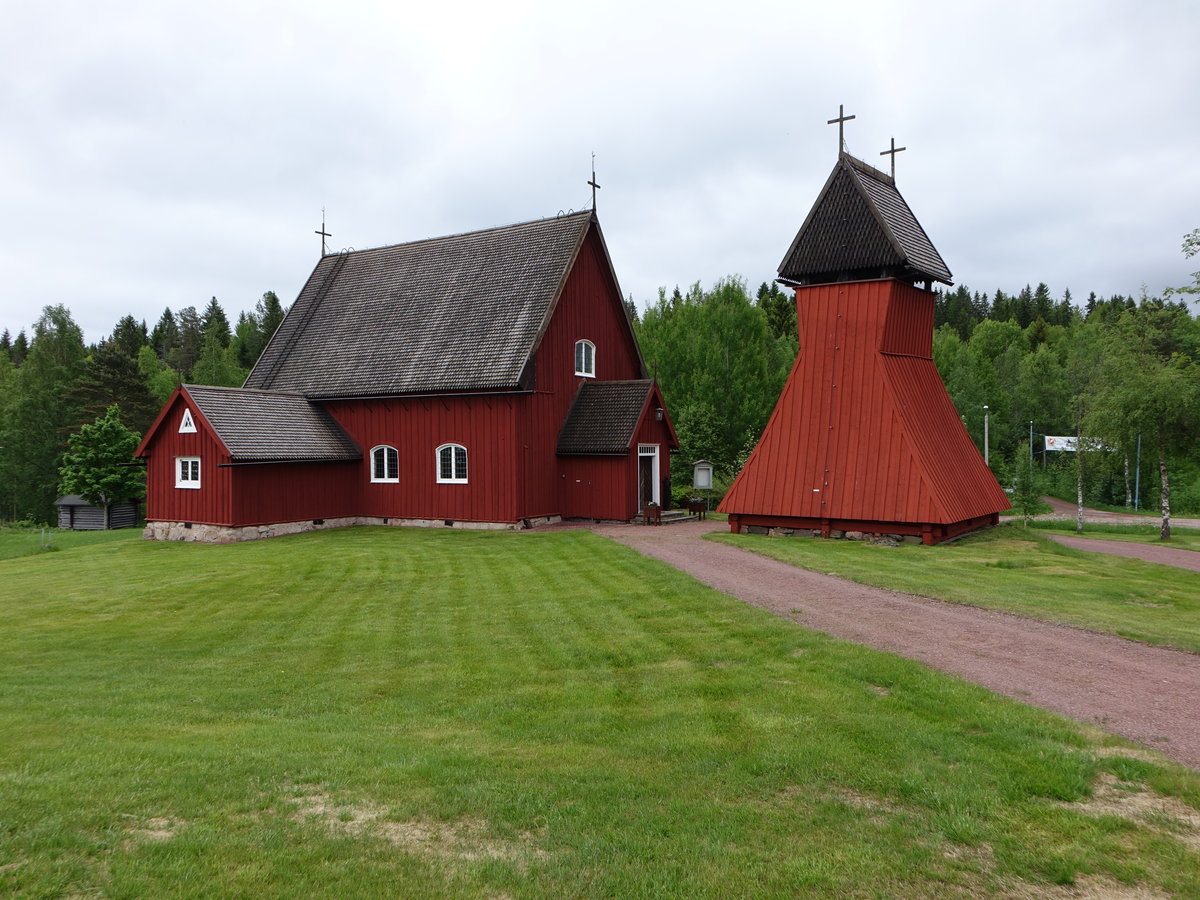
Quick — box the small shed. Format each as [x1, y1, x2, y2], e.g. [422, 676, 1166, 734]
[55, 495, 140, 530]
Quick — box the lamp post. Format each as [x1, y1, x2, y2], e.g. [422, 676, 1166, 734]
[983, 405, 990, 467]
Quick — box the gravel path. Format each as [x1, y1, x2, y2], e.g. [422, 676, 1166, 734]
[592, 520, 1200, 770]
[1037, 496, 1200, 529]
[1043, 534, 1200, 572]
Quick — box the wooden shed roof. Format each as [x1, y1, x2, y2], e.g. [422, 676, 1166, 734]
[778, 153, 952, 287]
[245, 211, 603, 398]
[182, 385, 361, 462]
[557, 380, 662, 455]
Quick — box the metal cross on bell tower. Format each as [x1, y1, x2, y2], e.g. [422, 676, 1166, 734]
[827, 104, 856, 152]
[879, 137, 907, 179]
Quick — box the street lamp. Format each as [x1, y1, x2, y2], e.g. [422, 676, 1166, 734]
[982, 405, 990, 467]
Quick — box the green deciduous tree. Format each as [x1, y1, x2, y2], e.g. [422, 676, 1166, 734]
[137, 345, 181, 404]
[190, 330, 247, 387]
[636, 277, 795, 483]
[58, 406, 144, 523]
[1085, 312, 1200, 539]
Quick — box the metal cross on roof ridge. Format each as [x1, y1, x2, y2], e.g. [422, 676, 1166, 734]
[588, 152, 601, 212]
[315, 207, 331, 256]
[827, 104, 856, 151]
[879, 137, 907, 179]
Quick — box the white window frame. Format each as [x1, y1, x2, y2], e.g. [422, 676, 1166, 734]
[574, 339, 596, 377]
[179, 408, 197, 433]
[370, 445, 399, 483]
[436, 443, 468, 484]
[176, 456, 201, 489]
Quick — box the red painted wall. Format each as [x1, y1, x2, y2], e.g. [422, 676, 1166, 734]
[229, 462, 360, 525]
[720, 279, 1008, 529]
[324, 394, 520, 523]
[520, 226, 645, 519]
[141, 392, 364, 526]
[140, 393, 234, 525]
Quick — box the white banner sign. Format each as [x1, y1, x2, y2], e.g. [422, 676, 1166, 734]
[1044, 435, 1078, 452]
[1045, 436, 1107, 452]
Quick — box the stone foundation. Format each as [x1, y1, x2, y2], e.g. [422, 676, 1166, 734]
[741, 525, 918, 546]
[143, 515, 561, 544]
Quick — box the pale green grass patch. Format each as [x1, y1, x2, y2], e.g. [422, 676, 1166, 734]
[2, 526, 1199, 898]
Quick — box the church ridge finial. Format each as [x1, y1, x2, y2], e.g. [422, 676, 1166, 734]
[827, 104, 856, 152]
[315, 207, 331, 257]
[587, 152, 601, 212]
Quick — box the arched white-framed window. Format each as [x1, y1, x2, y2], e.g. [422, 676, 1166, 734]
[436, 443, 468, 484]
[370, 445, 399, 483]
[574, 339, 596, 377]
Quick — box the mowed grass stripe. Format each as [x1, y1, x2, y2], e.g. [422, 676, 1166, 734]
[711, 523, 1200, 653]
[2, 526, 1199, 898]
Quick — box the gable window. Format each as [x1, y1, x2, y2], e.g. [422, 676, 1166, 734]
[436, 443, 468, 483]
[179, 408, 196, 433]
[574, 339, 595, 377]
[371, 445, 399, 483]
[176, 457, 201, 489]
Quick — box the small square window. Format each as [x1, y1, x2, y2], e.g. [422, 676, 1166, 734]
[176, 457, 201, 489]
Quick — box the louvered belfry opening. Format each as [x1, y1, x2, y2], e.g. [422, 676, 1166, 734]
[718, 152, 1009, 544]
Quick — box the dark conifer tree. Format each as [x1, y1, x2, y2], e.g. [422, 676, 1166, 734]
[170, 306, 202, 376]
[67, 340, 161, 436]
[200, 297, 232, 348]
[11, 330, 28, 366]
[110, 315, 149, 359]
[150, 308, 180, 361]
[255, 290, 286, 347]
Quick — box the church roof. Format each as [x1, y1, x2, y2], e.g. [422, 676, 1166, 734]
[245, 211, 600, 398]
[184, 384, 360, 462]
[557, 380, 658, 455]
[778, 153, 952, 287]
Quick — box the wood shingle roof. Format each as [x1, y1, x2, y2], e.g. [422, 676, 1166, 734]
[184, 385, 360, 462]
[246, 211, 597, 398]
[778, 153, 952, 287]
[557, 380, 656, 455]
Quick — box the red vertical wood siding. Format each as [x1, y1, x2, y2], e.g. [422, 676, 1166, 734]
[521, 226, 645, 519]
[324, 394, 519, 523]
[719, 279, 1008, 529]
[229, 462, 360, 525]
[140, 393, 235, 525]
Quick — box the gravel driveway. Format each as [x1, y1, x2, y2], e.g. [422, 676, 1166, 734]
[593, 520, 1200, 771]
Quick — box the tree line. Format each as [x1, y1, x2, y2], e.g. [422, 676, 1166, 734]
[636, 231, 1200, 535]
[0, 293, 286, 523]
[3, 227, 1197, 531]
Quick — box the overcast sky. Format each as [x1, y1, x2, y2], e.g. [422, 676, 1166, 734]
[3, 0, 1198, 344]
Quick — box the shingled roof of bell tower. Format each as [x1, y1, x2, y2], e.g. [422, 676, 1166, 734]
[778, 152, 952, 288]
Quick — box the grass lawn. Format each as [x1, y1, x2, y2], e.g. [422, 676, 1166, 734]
[710, 524, 1200, 654]
[3, 527, 1200, 898]
[0, 526, 139, 561]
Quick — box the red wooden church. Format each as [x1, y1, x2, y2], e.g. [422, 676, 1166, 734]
[136, 211, 677, 541]
[719, 152, 1008, 544]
